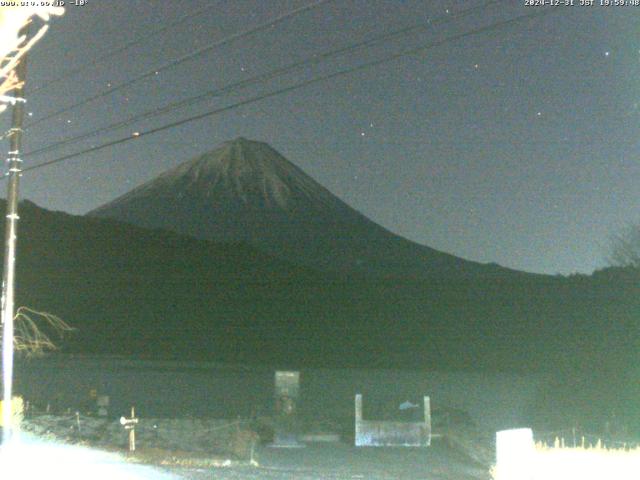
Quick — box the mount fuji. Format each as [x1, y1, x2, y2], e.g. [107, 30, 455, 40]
[89, 137, 513, 278]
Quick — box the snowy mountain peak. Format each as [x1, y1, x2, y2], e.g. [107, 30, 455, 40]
[132, 137, 339, 213]
[89, 138, 513, 278]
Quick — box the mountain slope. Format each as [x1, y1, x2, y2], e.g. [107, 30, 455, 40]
[2, 200, 637, 373]
[88, 137, 513, 278]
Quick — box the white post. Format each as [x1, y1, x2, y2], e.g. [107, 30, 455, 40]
[495, 428, 535, 480]
[120, 406, 138, 452]
[423, 396, 431, 446]
[1, 50, 27, 445]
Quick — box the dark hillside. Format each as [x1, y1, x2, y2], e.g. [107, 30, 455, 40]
[6, 200, 638, 377]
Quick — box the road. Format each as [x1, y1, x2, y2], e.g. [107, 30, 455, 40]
[2, 432, 490, 479]
[166, 442, 490, 480]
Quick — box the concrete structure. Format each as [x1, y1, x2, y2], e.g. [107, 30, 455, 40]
[355, 394, 431, 447]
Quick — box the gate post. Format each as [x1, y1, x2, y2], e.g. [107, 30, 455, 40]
[272, 371, 303, 448]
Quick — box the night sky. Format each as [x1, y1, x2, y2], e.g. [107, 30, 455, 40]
[2, 0, 638, 275]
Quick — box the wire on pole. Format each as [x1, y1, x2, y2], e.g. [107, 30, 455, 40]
[29, 2, 223, 95]
[22, 7, 558, 175]
[25, 0, 335, 130]
[22, 0, 501, 159]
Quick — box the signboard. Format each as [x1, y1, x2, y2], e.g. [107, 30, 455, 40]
[272, 371, 303, 447]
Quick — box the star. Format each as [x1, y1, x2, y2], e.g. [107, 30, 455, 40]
[604, 51, 610, 57]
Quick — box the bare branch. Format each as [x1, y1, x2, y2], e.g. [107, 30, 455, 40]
[11, 306, 74, 356]
[607, 225, 640, 268]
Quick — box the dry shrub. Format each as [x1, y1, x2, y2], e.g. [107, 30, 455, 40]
[229, 428, 259, 460]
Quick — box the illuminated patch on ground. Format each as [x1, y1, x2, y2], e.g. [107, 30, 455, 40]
[0, 433, 180, 480]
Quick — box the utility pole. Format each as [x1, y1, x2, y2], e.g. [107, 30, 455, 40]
[1, 50, 27, 445]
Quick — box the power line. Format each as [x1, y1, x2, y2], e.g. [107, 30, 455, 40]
[29, 2, 222, 95]
[23, 8, 557, 174]
[24, 0, 333, 130]
[23, 0, 501, 159]
[23, 8, 555, 174]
